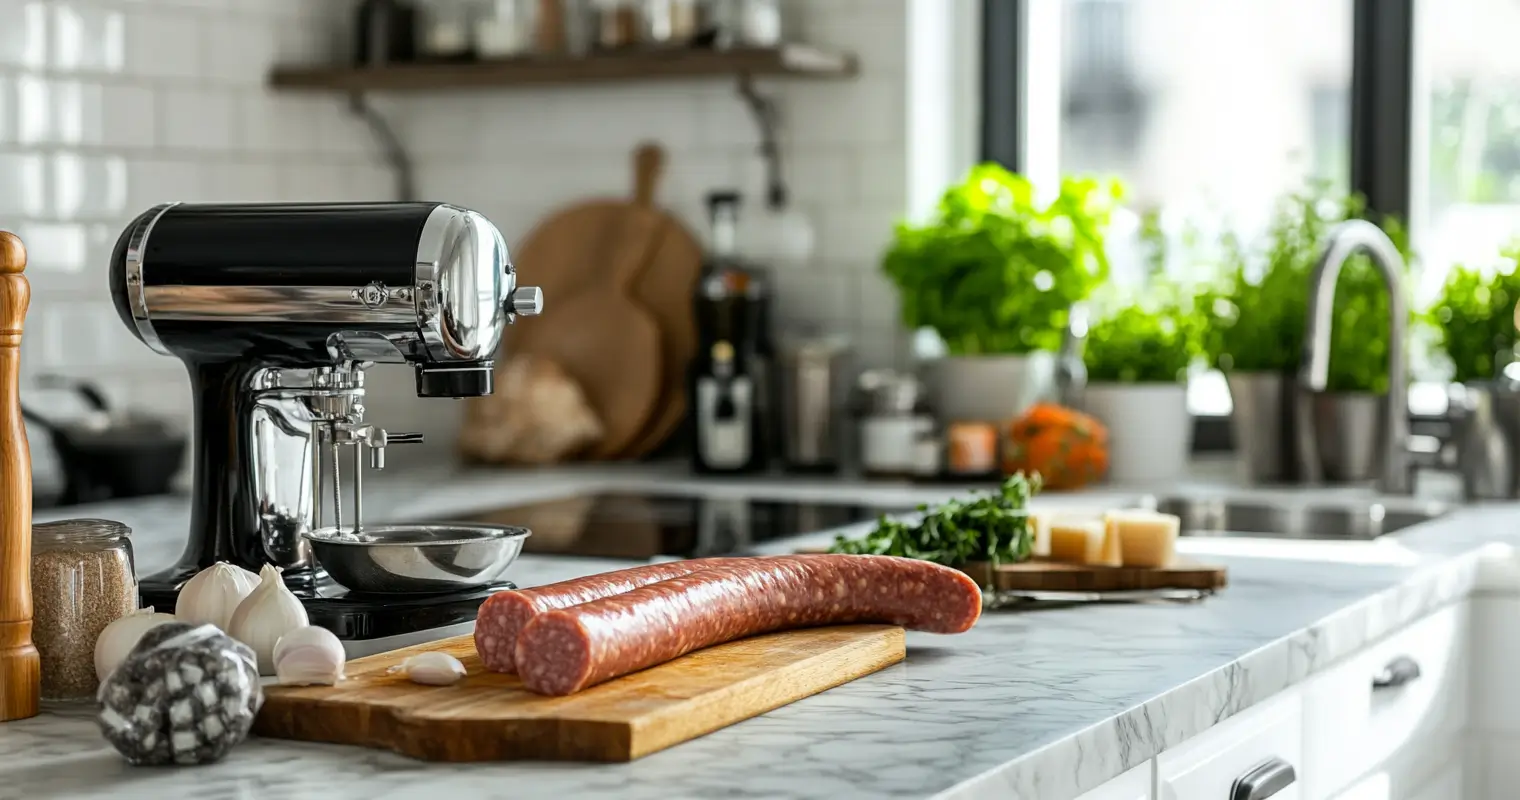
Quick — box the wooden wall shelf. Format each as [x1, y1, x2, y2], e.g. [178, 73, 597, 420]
[268, 46, 856, 93]
[265, 45, 856, 206]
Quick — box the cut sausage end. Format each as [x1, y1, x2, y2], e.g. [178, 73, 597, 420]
[517, 612, 595, 696]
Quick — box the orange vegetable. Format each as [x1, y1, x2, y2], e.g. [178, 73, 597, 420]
[1002, 403, 1109, 490]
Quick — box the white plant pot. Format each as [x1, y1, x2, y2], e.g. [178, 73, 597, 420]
[923, 353, 1058, 424]
[1081, 382, 1192, 485]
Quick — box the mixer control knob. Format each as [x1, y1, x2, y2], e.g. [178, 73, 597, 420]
[509, 286, 543, 317]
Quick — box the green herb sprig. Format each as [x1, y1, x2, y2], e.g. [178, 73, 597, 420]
[828, 472, 1043, 567]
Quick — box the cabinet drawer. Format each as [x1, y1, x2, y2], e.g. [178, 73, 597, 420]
[1076, 762, 1151, 800]
[1302, 602, 1470, 800]
[1158, 689, 1302, 800]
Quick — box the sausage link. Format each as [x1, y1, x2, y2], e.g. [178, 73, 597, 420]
[515, 555, 982, 696]
[474, 557, 755, 673]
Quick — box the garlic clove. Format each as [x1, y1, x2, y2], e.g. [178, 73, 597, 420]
[273, 626, 346, 687]
[94, 606, 177, 682]
[177, 562, 259, 632]
[387, 651, 467, 686]
[227, 564, 308, 676]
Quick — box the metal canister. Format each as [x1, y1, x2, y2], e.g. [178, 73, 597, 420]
[777, 337, 851, 473]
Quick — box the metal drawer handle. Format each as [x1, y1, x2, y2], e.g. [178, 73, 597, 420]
[1372, 655, 1422, 690]
[1230, 757, 1297, 800]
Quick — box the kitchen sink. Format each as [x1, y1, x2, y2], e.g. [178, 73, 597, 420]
[1142, 495, 1452, 540]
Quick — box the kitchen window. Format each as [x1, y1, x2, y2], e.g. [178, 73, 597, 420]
[982, 0, 1491, 431]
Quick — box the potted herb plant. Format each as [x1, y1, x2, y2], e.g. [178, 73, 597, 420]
[882, 164, 1121, 423]
[1080, 284, 1200, 484]
[1200, 184, 1409, 483]
[1429, 255, 1520, 384]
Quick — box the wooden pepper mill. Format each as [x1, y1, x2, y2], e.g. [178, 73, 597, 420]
[0, 231, 36, 721]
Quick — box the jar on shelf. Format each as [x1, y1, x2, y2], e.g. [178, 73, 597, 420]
[593, 0, 640, 50]
[737, 0, 781, 47]
[642, 0, 700, 46]
[419, 0, 479, 61]
[475, 0, 538, 59]
[31, 519, 137, 700]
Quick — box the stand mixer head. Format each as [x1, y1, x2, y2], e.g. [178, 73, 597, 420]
[108, 202, 542, 637]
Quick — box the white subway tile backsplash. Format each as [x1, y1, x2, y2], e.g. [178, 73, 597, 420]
[0, 152, 48, 216]
[51, 79, 105, 145]
[15, 75, 52, 144]
[15, 221, 88, 273]
[127, 157, 204, 207]
[51, 3, 126, 74]
[277, 161, 346, 202]
[52, 152, 128, 219]
[855, 269, 901, 327]
[124, 10, 200, 79]
[0, 2, 49, 69]
[203, 14, 274, 85]
[160, 87, 235, 151]
[101, 83, 155, 149]
[205, 160, 279, 202]
[0, 74, 12, 144]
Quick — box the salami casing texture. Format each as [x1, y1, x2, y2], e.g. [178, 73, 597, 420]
[515, 554, 982, 696]
[475, 558, 754, 673]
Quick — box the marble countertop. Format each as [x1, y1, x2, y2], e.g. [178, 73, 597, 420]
[4, 463, 1515, 800]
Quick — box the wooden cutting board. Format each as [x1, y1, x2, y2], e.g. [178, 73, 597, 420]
[620, 158, 704, 459]
[254, 625, 905, 762]
[961, 557, 1227, 592]
[505, 145, 672, 459]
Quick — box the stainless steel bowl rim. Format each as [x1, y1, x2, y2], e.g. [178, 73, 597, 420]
[302, 523, 531, 548]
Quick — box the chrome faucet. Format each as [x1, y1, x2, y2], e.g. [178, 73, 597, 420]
[1297, 220, 1411, 493]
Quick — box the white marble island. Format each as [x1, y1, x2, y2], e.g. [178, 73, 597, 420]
[1, 464, 1511, 800]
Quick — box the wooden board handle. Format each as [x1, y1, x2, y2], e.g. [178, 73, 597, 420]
[632, 143, 665, 208]
[0, 232, 36, 722]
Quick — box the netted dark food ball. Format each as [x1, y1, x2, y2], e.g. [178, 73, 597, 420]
[96, 622, 264, 766]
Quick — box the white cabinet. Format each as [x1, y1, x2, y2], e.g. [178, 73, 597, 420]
[1157, 688, 1303, 800]
[1302, 602, 1471, 799]
[1076, 762, 1151, 800]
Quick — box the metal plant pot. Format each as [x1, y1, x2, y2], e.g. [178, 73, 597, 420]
[1309, 391, 1386, 483]
[1224, 371, 1301, 484]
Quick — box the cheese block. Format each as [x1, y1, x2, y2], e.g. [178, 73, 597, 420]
[1028, 511, 1052, 557]
[1046, 517, 1106, 564]
[1105, 510, 1181, 568]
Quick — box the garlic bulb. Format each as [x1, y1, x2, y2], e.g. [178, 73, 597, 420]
[176, 562, 259, 631]
[387, 652, 467, 686]
[227, 564, 308, 675]
[94, 606, 177, 681]
[272, 625, 346, 686]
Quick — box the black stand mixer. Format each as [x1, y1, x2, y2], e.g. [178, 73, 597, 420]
[108, 203, 543, 642]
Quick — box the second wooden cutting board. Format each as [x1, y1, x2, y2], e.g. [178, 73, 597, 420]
[254, 625, 905, 762]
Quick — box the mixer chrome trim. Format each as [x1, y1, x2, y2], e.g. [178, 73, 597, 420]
[414, 204, 511, 362]
[122, 202, 177, 356]
[144, 285, 418, 324]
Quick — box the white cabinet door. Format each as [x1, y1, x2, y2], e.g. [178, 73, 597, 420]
[1302, 602, 1470, 799]
[1157, 689, 1303, 800]
[1076, 762, 1152, 800]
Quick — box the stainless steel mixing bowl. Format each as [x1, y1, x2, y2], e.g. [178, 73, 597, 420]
[304, 523, 531, 594]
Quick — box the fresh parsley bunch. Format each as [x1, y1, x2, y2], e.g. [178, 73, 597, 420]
[828, 472, 1042, 567]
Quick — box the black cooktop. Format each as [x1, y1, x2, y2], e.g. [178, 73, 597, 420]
[462, 493, 909, 560]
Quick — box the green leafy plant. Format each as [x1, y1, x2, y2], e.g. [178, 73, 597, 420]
[882, 164, 1122, 355]
[828, 472, 1042, 568]
[1198, 183, 1411, 393]
[1083, 211, 1202, 383]
[1429, 250, 1520, 383]
[1084, 293, 1200, 384]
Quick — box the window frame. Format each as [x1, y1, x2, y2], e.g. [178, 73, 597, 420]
[977, 0, 1421, 450]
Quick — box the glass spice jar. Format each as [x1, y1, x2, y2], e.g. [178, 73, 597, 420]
[32, 519, 137, 700]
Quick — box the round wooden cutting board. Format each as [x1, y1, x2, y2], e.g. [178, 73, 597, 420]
[620, 155, 703, 460]
[506, 146, 673, 460]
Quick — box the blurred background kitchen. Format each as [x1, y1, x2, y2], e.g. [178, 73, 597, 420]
[4, 0, 1520, 508]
